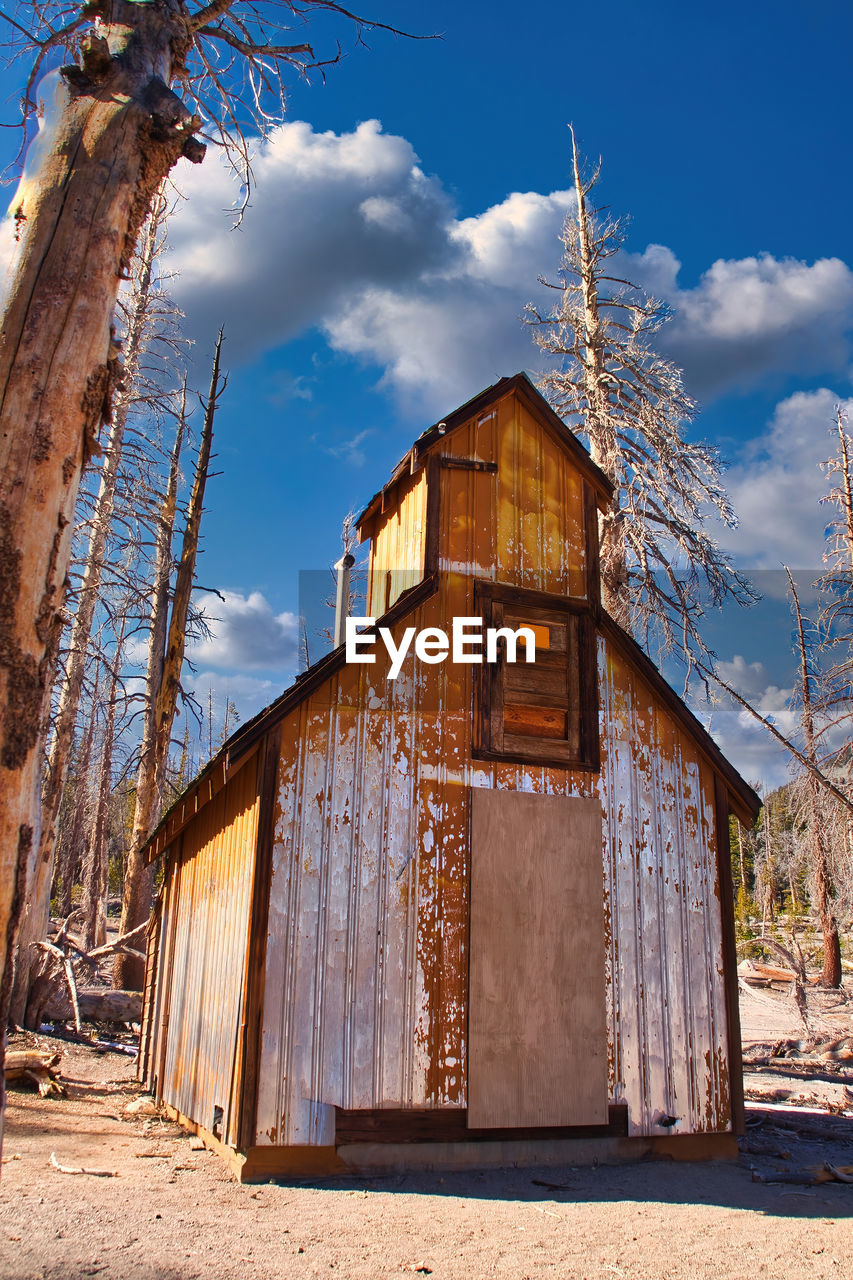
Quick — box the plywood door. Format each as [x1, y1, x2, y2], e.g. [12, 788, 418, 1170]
[468, 789, 608, 1129]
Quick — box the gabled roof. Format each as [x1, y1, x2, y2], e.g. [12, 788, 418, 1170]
[356, 372, 613, 534]
[142, 375, 759, 861]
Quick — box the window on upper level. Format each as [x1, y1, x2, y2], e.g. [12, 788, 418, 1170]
[473, 582, 600, 771]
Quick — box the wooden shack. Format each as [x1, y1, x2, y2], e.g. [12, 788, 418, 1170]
[139, 373, 759, 1180]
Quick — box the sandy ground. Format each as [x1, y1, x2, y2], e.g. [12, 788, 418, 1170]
[1, 987, 852, 1280]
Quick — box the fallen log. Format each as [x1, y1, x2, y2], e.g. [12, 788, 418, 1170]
[5, 1049, 61, 1075]
[745, 1105, 853, 1141]
[741, 964, 798, 985]
[41, 989, 141, 1024]
[5, 1050, 65, 1098]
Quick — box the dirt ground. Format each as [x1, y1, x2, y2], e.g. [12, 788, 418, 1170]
[1, 986, 852, 1280]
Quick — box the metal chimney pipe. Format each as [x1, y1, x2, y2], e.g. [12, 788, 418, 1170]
[333, 553, 356, 648]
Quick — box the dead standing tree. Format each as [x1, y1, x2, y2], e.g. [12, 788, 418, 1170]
[80, 604, 130, 952]
[114, 334, 224, 990]
[699, 408, 853, 822]
[8, 196, 180, 1025]
[785, 569, 843, 987]
[0, 1, 416, 1139]
[525, 127, 755, 657]
[818, 409, 853, 773]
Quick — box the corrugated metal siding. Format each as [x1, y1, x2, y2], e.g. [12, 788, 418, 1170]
[254, 389, 732, 1146]
[157, 755, 260, 1147]
[366, 468, 428, 615]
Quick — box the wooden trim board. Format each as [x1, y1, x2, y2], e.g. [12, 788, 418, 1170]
[165, 1105, 736, 1183]
[237, 726, 283, 1151]
[335, 1105, 628, 1145]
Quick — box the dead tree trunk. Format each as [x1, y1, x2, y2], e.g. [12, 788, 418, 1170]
[567, 132, 630, 628]
[81, 609, 129, 953]
[737, 822, 747, 910]
[0, 6, 203, 1135]
[111, 398, 184, 991]
[787, 569, 843, 988]
[55, 658, 105, 931]
[114, 335, 222, 988]
[8, 202, 171, 1024]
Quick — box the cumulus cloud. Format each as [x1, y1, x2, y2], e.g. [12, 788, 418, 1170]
[190, 590, 299, 672]
[168, 119, 571, 412]
[166, 118, 853, 415]
[626, 247, 853, 400]
[716, 388, 853, 568]
[169, 119, 456, 364]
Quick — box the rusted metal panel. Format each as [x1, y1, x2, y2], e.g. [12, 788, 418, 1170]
[139, 383, 732, 1150]
[158, 754, 260, 1147]
[140, 379, 742, 1158]
[254, 569, 603, 1147]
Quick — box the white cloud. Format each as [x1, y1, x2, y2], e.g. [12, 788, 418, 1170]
[166, 119, 853, 416]
[190, 590, 299, 672]
[450, 188, 574, 290]
[716, 654, 776, 701]
[692, 658, 798, 790]
[265, 369, 315, 405]
[626, 248, 853, 400]
[169, 119, 455, 364]
[717, 388, 853, 568]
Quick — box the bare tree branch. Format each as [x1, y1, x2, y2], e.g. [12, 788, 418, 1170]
[526, 126, 756, 664]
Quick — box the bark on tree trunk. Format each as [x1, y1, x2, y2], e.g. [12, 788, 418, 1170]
[53, 658, 101, 946]
[9, 201, 169, 1024]
[568, 129, 630, 631]
[112, 409, 184, 992]
[43, 988, 142, 1025]
[787, 568, 843, 988]
[0, 5, 203, 1148]
[81, 610, 128, 953]
[811, 786, 843, 988]
[114, 340, 220, 989]
[737, 822, 747, 908]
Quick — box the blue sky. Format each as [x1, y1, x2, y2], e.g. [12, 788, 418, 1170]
[2, 0, 853, 789]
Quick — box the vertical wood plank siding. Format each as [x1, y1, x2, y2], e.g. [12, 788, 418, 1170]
[156, 756, 260, 1146]
[365, 469, 428, 616]
[254, 392, 732, 1145]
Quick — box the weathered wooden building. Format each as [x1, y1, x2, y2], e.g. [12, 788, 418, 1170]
[139, 373, 759, 1180]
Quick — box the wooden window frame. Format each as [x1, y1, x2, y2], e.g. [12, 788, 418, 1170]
[472, 580, 600, 772]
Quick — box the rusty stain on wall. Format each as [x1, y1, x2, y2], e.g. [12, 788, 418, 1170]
[145, 378, 745, 1157]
